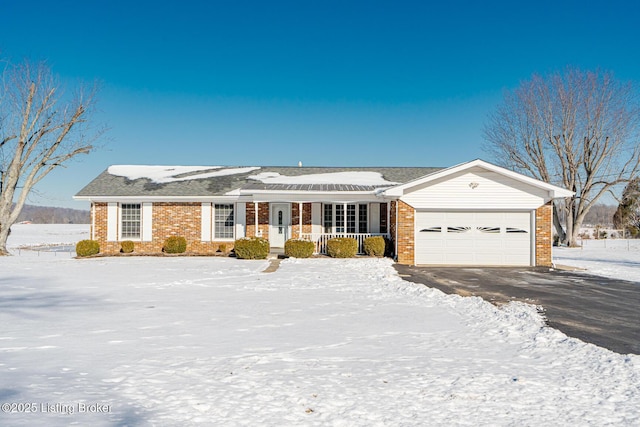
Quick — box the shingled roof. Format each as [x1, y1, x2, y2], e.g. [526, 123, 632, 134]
[75, 166, 444, 198]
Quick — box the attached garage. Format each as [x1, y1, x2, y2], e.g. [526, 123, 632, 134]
[414, 211, 532, 266]
[384, 160, 575, 267]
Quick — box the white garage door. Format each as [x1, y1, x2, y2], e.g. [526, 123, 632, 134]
[415, 211, 532, 266]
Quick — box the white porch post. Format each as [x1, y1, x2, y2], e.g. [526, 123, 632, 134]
[343, 203, 347, 234]
[254, 202, 259, 237]
[299, 202, 303, 238]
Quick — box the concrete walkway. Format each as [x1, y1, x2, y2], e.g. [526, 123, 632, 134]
[262, 258, 282, 273]
[394, 265, 640, 355]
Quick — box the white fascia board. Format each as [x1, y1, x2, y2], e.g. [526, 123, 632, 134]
[243, 193, 384, 203]
[383, 159, 575, 199]
[73, 195, 242, 202]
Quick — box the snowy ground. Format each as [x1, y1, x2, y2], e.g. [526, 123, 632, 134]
[0, 225, 639, 426]
[554, 239, 640, 283]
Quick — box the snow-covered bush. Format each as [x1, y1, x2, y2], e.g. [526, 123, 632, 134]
[121, 240, 135, 253]
[234, 237, 269, 259]
[76, 239, 100, 257]
[284, 239, 314, 258]
[327, 237, 357, 258]
[163, 236, 187, 254]
[363, 236, 386, 257]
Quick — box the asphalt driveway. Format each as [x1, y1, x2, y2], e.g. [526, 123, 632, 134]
[394, 265, 640, 355]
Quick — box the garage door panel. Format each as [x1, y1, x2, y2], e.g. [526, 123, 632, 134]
[415, 211, 532, 266]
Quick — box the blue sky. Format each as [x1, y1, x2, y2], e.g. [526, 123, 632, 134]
[2, 0, 639, 208]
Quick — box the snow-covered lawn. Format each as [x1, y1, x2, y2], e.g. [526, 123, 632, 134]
[1, 225, 639, 426]
[554, 239, 640, 283]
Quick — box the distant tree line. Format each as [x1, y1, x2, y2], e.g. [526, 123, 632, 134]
[16, 204, 89, 224]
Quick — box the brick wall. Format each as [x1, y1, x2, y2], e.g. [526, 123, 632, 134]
[92, 202, 232, 255]
[395, 200, 415, 265]
[246, 203, 256, 237]
[291, 203, 312, 237]
[302, 203, 312, 234]
[245, 202, 270, 238]
[535, 201, 553, 266]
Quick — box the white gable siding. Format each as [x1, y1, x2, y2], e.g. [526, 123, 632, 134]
[401, 167, 549, 209]
[107, 203, 118, 241]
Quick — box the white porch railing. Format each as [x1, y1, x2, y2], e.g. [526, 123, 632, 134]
[299, 233, 389, 254]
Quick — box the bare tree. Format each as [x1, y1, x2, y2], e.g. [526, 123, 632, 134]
[0, 59, 101, 255]
[613, 177, 640, 236]
[483, 68, 640, 246]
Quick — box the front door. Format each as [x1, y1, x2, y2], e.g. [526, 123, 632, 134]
[270, 203, 290, 248]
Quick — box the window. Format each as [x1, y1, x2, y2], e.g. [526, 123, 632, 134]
[214, 204, 234, 239]
[121, 203, 141, 239]
[358, 204, 368, 233]
[322, 204, 368, 233]
[447, 226, 471, 233]
[335, 205, 345, 232]
[477, 226, 500, 233]
[379, 203, 387, 234]
[346, 205, 356, 233]
[324, 204, 333, 233]
[506, 227, 528, 234]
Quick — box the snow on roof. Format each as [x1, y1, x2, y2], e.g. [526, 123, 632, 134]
[107, 165, 261, 184]
[248, 171, 398, 186]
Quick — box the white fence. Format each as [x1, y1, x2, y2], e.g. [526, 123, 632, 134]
[300, 233, 388, 254]
[575, 238, 640, 251]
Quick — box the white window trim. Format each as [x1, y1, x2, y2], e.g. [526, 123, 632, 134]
[119, 203, 142, 241]
[141, 203, 153, 241]
[107, 202, 118, 241]
[213, 203, 235, 241]
[322, 203, 369, 234]
[201, 203, 237, 242]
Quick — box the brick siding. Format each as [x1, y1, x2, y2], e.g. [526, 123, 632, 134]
[92, 202, 232, 255]
[395, 200, 415, 265]
[291, 203, 312, 237]
[535, 201, 553, 266]
[245, 202, 270, 239]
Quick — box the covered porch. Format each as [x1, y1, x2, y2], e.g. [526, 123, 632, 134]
[242, 200, 395, 255]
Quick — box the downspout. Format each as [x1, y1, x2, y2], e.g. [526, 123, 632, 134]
[394, 200, 398, 261]
[91, 202, 95, 240]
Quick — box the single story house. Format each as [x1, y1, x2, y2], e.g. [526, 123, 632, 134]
[74, 159, 573, 266]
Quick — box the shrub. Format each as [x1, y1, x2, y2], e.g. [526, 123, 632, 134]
[383, 237, 394, 257]
[234, 237, 269, 259]
[363, 236, 385, 257]
[284, 239, 315, 258]
[121, 240, 135, 253]
[163, 236, 187, 254]
[76, 239, 100, 257]
[217, 243, 227, 254]
[326, 237, 358, 258]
